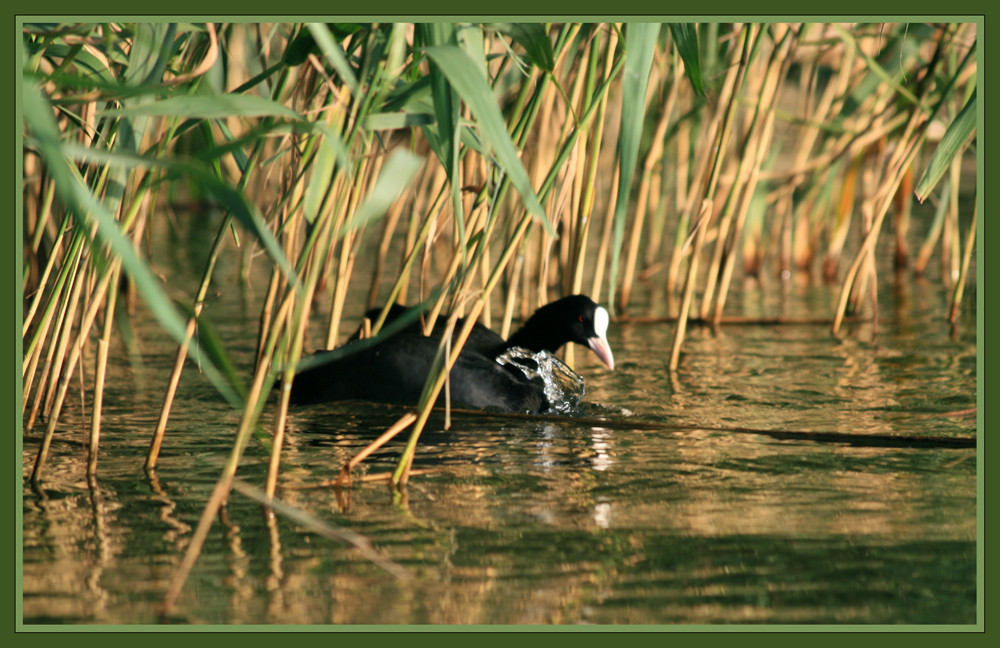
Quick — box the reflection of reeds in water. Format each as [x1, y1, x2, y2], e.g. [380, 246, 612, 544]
[22, 22, 977, 609]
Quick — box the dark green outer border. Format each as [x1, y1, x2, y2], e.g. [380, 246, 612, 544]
[7, 3, 989, 643]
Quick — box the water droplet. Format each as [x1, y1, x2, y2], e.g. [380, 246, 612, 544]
[495, 347, 585, 413]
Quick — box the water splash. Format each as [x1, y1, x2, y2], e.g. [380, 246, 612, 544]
[495, 347, 586, 414]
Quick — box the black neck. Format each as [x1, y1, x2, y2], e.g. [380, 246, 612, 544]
[503, 318, 564, 354]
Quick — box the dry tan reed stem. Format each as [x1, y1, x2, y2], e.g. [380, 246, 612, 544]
[590, 166, 619, 302]
[576, 27, 618, 303]
[701, 120, 761, 312]
[424, 234, 468, 333]
[566, 134, 586, 295]
[267, 204, 342, 497]
[791, 31, 854, 185]
[38, 233, 90, 422]
[22, 349, 43, 423]
[665, 121, 691, 299]
[619, 62, 678, 312]
[893, 165, 913, 267]
[681, 35, 742, 214]
[161, 476, 234, 614]
[832, 110, 931, 333]
[868, 229, 880, 338]
[703, 30, 791, 319]
[23, 230, 81, 413]
[850, 161, 880, 328]
[528, 75, 564, 309]
[23, 214, 69, 338]
[31, 257, 119, 482]
[500, 253, 523, 340]
[266, 381, 292, 498]
[314, 190, 339, 292]
[166, 22, 218, 85]
[394, 212, 535, 486]
[326, 149, 377, 349]
[401, 164, 448, 305]
[381, 160, 434, 310]
[565, 133, 585, 299]
[366, 191, 407, 310]
[74, 278, 90, 429]
[333, 411, 420, 487]
[394, 303, 483, 485]
[422, 198, 492, 336]
[823, 155, 861, 280]
[88, 264, 121, 476]
[144, 315, 196, 467]
[950, 203, 977, 323]
[146, 216, 234, 469]
[642, 148, 667, 270]
[399, 209, 420, 306]
[667, 24, 756, 370]
[256, 268, 281, 369]
[232, 479, 412, 580]
[945, 157, 962, 285]
[162, 259, 312, 613]
[791, 36, 856, 202]
[568, 136, 592, 297]
[669, 200, 712, 371]
[542, 139, 578, 300]
[665, 25, 748, 305]
[779, 189, 794, 275]
[330, 224, 363, 341]
[87, 341, 107, 474]
[713, 109, 776, 322]
[23, 157, 47, 252]
[367, 180, 448, 337]
[556, 45, 592, 297]
[913, 177, 949, 276]
[479, 230, 493, 331]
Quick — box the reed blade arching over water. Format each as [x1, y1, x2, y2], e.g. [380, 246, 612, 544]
[21, 22, 977, 611]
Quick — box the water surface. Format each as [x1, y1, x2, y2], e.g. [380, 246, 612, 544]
[21, 215, 977, 626]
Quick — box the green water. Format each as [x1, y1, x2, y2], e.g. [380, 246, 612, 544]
[21, 215, 977, 626]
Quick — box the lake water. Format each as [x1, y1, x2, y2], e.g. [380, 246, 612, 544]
[21, 212, 978, 626]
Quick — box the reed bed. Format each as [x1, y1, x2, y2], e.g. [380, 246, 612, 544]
[21, 21, 977, 610]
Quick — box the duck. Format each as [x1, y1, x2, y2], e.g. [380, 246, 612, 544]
[288, 295, 614, 413]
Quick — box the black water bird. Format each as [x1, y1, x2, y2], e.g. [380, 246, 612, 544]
[288, 295, 614, 412]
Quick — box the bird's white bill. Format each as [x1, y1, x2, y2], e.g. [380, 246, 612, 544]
[587, 306, 615, 369]
[587, 309, 614, 370]
[587, 335, 615, 370]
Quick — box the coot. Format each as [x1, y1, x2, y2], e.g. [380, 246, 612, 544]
[289, 295, 614, 412]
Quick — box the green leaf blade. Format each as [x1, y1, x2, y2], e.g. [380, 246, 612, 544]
[915, 88, 977, 202]
[423, 44, 554, 236]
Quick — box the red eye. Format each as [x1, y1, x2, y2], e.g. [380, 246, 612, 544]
[578, 315, 583, 323]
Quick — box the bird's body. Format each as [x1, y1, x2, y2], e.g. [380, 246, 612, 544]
[289, 295, 614, 413]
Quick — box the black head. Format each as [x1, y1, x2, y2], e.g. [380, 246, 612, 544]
[506, 295, 615, 369]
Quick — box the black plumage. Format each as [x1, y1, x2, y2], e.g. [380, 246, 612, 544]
[289, 295, 614, 413]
